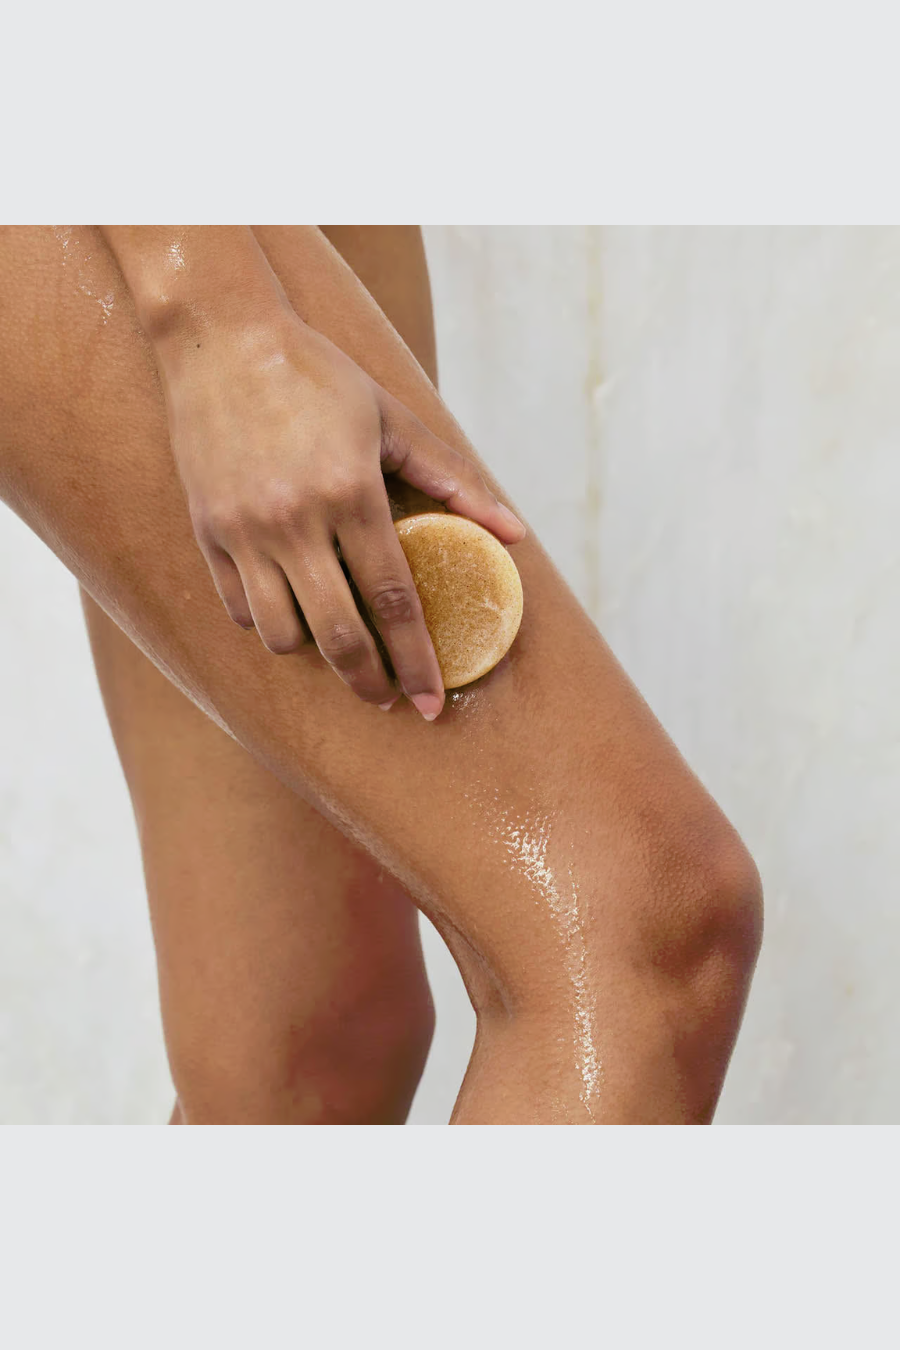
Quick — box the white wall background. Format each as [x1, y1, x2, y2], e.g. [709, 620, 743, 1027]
[1, 226, 898, 1124]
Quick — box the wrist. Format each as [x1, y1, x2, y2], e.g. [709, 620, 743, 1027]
[145, 285, 296, 364]
[101, 226, 301, 368]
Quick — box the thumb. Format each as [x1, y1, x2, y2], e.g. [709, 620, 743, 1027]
[379, 395, 526, 544]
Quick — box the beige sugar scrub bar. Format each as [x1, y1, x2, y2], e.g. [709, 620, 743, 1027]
[394, 513, 524, 689]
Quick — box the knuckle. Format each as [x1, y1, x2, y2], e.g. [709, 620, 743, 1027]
[323, 470, 367, 511]
[263, 626, 304, 655]
[455, 456, 482, 490]
[368, 583, 416, 627]
[339, 487, 377, 527]
[318, 621, 368, 670]
[257, 481, 305, 531]
[205, 499, 247, 541]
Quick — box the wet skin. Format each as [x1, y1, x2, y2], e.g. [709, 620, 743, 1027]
[0, 225, 763, 1122]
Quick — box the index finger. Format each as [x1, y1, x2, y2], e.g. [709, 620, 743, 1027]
[336, 483, 445, 721]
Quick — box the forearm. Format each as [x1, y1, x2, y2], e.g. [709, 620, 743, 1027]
[99, 226, 298, 354]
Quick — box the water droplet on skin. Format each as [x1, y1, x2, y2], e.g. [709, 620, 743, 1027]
[448, 680, 603, 1119]
[51, 227, 116, 324]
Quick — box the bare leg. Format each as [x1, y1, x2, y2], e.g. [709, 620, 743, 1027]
[83, 570, 434, 1126]
[80, 227, 438, 1124]
[0, 225, 762, 1123]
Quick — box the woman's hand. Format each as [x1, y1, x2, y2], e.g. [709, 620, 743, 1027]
[159, 314, 525, 720]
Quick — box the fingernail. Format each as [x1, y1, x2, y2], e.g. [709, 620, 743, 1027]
[379, 696, 399, 711]
[497, 503, 525, 535]
[411, 692, 443, 722]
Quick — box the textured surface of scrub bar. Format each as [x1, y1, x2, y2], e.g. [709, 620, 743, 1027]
[394, 513, 524, 689]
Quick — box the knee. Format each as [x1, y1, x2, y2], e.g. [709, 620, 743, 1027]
[169, 977, 435, 1125]
[638, 813, 763, 1001]
[620, 810, 764, 1110]
[468, 804, 763, 1030]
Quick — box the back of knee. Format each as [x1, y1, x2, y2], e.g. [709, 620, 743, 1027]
[169, 979, 435, 1125]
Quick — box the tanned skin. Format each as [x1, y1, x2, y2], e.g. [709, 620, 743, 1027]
[0, 226, 762, 1122]
[80, 228, 441, 1124]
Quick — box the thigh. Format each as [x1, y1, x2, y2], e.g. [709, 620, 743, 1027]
[0, 225, 752, 1120]
[79, 227, 439, 1121]
[318, 226, 438, 384]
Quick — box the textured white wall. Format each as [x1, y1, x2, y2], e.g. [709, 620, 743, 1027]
[1, 227, 897, 1123]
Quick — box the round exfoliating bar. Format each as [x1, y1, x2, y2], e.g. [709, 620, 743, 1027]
[394, 513, 524, 689]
